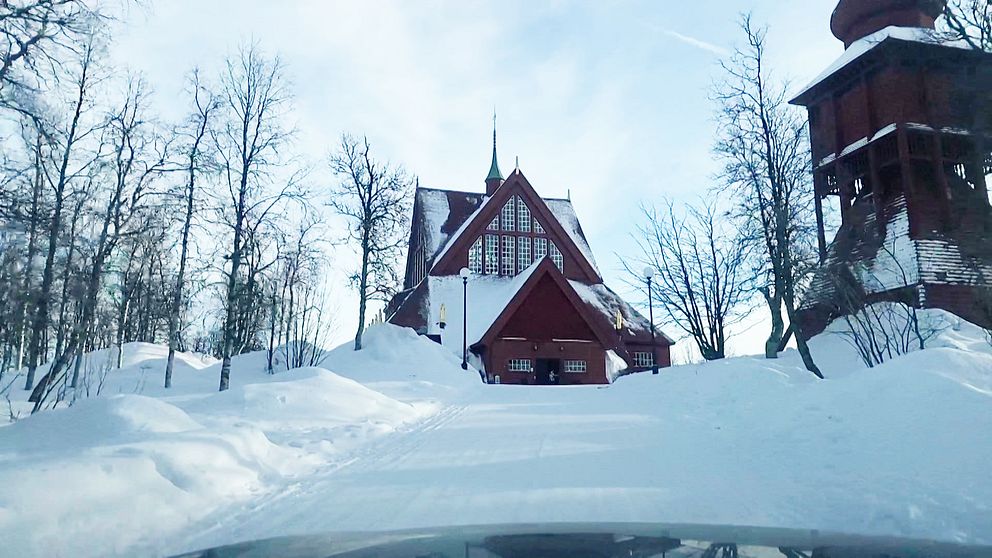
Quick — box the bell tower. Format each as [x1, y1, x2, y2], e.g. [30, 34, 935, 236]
[792, 0, 992, 337]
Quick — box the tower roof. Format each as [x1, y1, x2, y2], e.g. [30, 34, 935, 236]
[486, 122, 503, 182]
[831, 0, 946, 47]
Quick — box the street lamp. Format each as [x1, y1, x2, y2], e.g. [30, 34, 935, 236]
[644, 266, 659, 375]
[459, 267, 470, 370]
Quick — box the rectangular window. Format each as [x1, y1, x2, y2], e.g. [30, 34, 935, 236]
[501, 235, 515, 276]
[535, 237, 548, 262]
[564, 360, 587, 373]
[469, 236, 483, 274]
[549, 241, 563, 272]
[633, 352, 654, 367]
[501, 198, 515, 231]
[485, 234, 499, 275]
[534, 219, 545, 234]
[517, 236, 531, 271]
[508, 359, 533, 372]
[517, 197, 531, 233]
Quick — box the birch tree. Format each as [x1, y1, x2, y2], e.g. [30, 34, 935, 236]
[328, 134, 412, 351]
[212, 44, 294, 392]
[165, 70, 215, 389]
[714, 15, 823, 378]
[633, 200, 755, 361]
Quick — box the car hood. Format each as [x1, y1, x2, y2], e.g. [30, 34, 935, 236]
[173, 522, 991, 557]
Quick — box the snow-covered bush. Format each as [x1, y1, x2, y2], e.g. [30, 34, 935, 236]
[831, 302, 951, 368]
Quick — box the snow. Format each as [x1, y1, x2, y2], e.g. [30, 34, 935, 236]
[2, 315, 992, 556]
[546, 198, 599, 273]
[794, 26, 971, 101]
[423, 262, 543, 364]
[428, 192, 494, 267]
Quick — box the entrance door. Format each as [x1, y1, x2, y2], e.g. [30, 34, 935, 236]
[535, 359, 562, 386]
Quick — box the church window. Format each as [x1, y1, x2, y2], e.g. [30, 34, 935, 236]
[488, 217, 499, 231]
[485, 235, 499, 274]
[564, 360, 587, 373]
[633, 352, 654, 367]
[549, 241, 564, 272]
[517, 236, 531, 271]
[534, 218, 545, 234]
[535, 237, 548, 262]
[469, 236, 483, 274]
[501, 198, 515, 231]
[501, 235, 515, 275]
[508, 359, 533, 373]
[517, 197, 531, 232]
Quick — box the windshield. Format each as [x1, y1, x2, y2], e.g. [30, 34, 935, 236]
[0, 1, 990, 557]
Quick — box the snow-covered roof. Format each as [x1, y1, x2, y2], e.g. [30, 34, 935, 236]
[423, 261, 544, 356]
[793, 26, 971, 102]
[547, 199, 599, 271]
[414, 186, 600, 275]
[569, 281, 673, 344]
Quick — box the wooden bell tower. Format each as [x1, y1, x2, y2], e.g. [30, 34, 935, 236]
[792, 0, 992, 337]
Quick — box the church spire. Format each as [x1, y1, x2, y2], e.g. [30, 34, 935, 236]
[485, 111, 504, 194]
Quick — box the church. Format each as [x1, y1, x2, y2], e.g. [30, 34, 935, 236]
[386, 131, 673, 385]
[793, 0, 992, 337]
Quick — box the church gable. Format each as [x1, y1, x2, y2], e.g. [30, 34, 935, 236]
[430, 171, 601, 283]
[478, 258, 615, 350]
[496, 274, 599, 342]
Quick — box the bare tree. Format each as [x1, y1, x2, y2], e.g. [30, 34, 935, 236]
[328, 134, 412, 351]
[23, 34, 101, 392]
[632, 200, 755, 361]
[0, 1, 97, 87]
[829, 240, 949, 367]
[212, 44, 295, 392]
[942, 0, 992, 51]
[30, 75, 168, 408]
[714, 15, 823, 378]
[165, 69, 215, 389]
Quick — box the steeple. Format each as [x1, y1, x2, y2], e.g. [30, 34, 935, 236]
[830, 0, 946, 48]
[485, 111, 504, 195]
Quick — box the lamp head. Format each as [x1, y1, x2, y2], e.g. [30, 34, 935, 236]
[459, 267, 471, 279]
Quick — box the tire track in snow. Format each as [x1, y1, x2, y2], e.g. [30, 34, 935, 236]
[173, 398, 472, 554]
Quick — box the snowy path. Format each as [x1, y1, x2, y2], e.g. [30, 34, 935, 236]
[171, 360, 992, 555]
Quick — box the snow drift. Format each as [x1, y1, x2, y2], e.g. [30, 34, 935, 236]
[0, 316, 990, 557]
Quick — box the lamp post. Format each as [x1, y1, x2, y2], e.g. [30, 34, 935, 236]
[459, 267, 470, 370]
[644, 266, 659, 375]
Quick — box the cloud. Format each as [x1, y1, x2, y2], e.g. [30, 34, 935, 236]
[663, 29, 729, 57]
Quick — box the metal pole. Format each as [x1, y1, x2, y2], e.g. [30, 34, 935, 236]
[648, 277, 658, 375]
[461, 276, 468, 370]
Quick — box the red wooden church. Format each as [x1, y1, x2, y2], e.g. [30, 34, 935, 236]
[386, 132, 673, 384]
[792, 0, 992, 337]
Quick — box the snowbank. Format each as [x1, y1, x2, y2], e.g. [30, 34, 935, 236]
[0, 330, 453, 557]
[2, 314, 991, 556]
[323, 323, 483, 399]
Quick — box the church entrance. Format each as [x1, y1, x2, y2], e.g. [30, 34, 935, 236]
[535, 359, 561, 386]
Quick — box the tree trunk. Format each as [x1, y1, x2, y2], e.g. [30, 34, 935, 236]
[784, 297, 823, 379]
[354, 235, 370, 351]
[17, 134, 43, 372]
[219, 172, 248, 391]
[761, 287, 784, 359]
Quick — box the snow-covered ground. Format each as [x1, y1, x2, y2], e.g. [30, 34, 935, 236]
[1, 312, 991, 557]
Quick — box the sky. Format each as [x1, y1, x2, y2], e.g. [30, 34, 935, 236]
[109, 0, 849, 358]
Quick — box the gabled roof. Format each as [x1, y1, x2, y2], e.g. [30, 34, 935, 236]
[389, 258, 673, 363]
[476, 258, 617, 350]
[791, 26, 976, 105]
[429, 170, 602, 282]
[411, 187, 600, 271]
